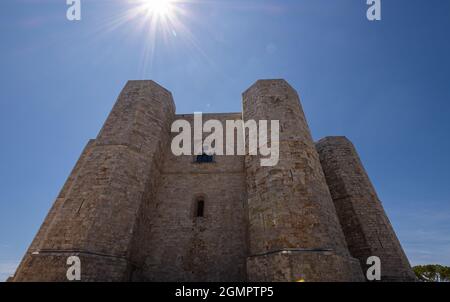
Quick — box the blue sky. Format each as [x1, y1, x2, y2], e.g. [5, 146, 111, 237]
[1, 0, 449, 281]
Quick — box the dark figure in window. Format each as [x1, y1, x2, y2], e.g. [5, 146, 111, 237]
[196, 200, 205, 217]
[196, 153, 214, 163]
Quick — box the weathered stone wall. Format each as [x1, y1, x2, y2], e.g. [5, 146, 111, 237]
[243, 80, 364, 282]
[316, 136, 416, 281]
[13, 80, 175, 281]
[12, 139, 96, 281]
[140, 113, 248, 281]
[247, 251, 363, 282]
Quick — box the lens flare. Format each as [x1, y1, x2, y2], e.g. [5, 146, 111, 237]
[142, 0, 174, 17]
[93, 0, 226, 77]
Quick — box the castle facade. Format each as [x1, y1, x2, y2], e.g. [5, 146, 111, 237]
[11, 79, 416, 282]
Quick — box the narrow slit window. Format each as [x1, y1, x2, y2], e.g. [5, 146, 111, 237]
[196, 199, 205, 217]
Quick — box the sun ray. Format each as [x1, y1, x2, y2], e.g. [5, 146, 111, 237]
[84, 0, 249, 79]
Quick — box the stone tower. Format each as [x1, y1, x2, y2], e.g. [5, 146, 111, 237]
[316, 137, 417, 281]
[11, 79, 415, 282]
[12, 81, 175, 281]
[243, 80, 363, 281]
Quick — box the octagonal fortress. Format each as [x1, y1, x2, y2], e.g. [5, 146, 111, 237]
[10, 79, 416, 282]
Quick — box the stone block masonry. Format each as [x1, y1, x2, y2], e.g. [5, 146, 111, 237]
[243, 80, 363, 282]
[11, 79, 415, 282]
[13, 81, 175, 281]
[316, 137, 416, 281]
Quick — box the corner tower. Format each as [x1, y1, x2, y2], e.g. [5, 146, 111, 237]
[316, 136, 416, 281]
[12, 80, 175, 281]
[243, 80, 364, 281]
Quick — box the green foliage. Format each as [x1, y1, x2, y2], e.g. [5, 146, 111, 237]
[413, 264, 450, 282]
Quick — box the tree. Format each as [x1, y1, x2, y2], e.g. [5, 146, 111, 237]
[413, 265, 450, 282]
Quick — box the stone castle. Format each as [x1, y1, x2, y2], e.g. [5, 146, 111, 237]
[11, 79, 416, 282]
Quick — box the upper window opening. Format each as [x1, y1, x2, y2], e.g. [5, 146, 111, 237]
[196, 153, 214, 163]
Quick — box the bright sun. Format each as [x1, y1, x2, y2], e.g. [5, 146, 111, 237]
[118, 0, 192, 74]
[142, 0, 174, 17]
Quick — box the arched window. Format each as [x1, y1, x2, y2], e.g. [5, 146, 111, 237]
[195, 199, 205, 217]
